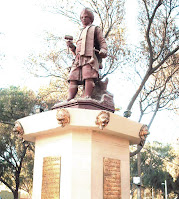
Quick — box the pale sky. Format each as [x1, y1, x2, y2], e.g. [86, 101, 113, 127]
[0, 0, 178, 144]
[0, 0, 77, 89]
[0, 0, 138, 89]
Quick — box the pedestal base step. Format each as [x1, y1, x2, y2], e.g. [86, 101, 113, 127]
[52, 98, 115, 113]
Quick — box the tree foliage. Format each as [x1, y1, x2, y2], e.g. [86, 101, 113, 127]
[128, 2, 178, 192]
[125, 0, 179, 119]
[130, 142, 179, 197]
[0, 86, 37, 124]
[138, 54, 179, 126]
[0, 86, 36, 199]
[37, 77, 69, 109]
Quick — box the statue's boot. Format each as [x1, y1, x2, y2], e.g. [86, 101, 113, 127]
[84, 79, 95, 98]
[67, 81, 78, 101]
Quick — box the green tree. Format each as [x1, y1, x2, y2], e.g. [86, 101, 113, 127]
[0, 86, 36, 124]
[130, 142, 179, 198]
[0, 86, 36, 199]
[127, 1, 178, 197]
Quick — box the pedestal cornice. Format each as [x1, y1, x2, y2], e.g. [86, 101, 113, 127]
[17, 108, 144, 145]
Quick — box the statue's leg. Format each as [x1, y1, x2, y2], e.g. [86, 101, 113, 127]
[84, 78, 95, 98]
[67, 80, 78, 101]
[82, 64, 97, 98]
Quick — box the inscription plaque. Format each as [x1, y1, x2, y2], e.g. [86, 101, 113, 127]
[41, 156, 61, 199]
[103, 158, 121, 199]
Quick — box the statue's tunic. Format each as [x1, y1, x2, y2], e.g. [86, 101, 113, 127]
[69, 25, 107, 84]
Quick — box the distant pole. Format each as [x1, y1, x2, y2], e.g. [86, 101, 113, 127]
[137, 149, 141, 199]
[165, 180, 168, 199]
[152, 187, 154, 199]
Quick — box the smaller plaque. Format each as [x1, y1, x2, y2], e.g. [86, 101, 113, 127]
[103, 158, 121, 199]
[41, 156, 61, 199]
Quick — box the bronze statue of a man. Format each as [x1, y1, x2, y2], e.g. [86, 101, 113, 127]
[66, 7, 108, 101]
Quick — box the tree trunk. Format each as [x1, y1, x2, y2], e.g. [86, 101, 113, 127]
[152, 187, 154, 199]
[137, 149, 141, 199]
[13, 191, 18, 199]
[126, 70, 151, 113]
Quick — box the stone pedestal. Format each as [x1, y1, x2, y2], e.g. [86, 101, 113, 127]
[17, 108, 144, 199]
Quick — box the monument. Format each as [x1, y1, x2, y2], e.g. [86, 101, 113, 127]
[53, 7, 115, 113]
[13, 8, 149, 199]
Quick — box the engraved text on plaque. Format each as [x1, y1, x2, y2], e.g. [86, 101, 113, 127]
[41, 156, 61, 199]
[103, 158, 121, 199]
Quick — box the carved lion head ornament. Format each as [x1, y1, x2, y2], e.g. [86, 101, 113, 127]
[95, 111, 110, 130]
[139, 125, 150, 146]
[13, 121, 24, 137]
[56, 108, 70, 127]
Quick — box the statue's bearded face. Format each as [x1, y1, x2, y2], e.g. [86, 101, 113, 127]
[80, 11, 92, 27]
